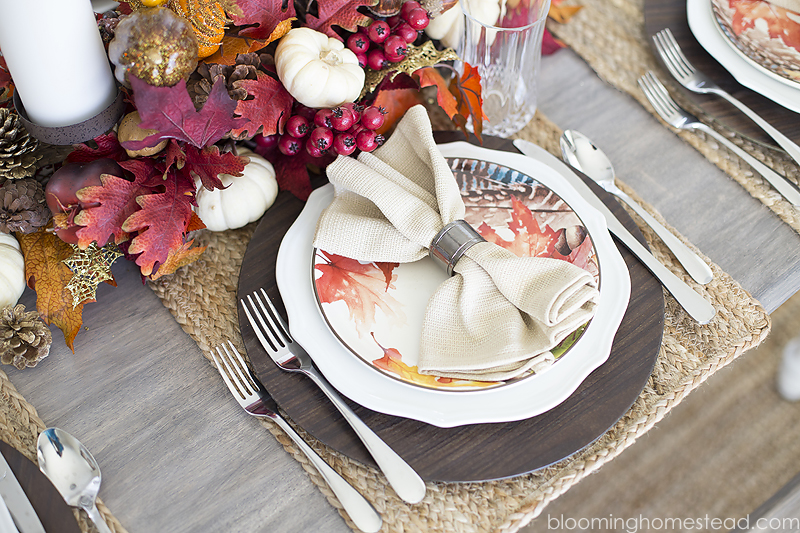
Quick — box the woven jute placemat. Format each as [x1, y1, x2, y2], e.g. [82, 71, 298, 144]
[148, 110, 771, 533]
[547, 0, 800, 233]
[0, 370, 127, 533]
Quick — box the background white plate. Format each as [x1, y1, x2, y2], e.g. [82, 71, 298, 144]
[276, 142, 631, 427]
[687, 0, 800, 113]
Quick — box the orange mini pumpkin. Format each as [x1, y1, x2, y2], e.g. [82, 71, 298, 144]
[168, 0, 226, 59]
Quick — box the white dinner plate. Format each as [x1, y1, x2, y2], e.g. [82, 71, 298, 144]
[687, 0, 800, 113]
[276, 142, 631, 427]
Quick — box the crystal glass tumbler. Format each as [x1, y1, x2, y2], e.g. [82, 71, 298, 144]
[456, 0, 551, 137]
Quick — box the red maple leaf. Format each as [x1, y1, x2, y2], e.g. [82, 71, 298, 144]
[73, 173, 152, 248]
[478, 196, 560, 258]
[118, 158, 165, 188]
[121, 170, 197, 276]
[304, 0, 376, 37]
[125, 76, 248, 149]
[729, 0, 800, 52]
[314, 250, 401, 336]
[232, 71, 294, 139]
[169, 142, 246, 191]
[66, 132, 129, 164]
[229, 0, 297, 40]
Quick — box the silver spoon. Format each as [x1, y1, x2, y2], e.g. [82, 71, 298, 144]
[560, 129, 713, 285]
[36, 428, 111, 533]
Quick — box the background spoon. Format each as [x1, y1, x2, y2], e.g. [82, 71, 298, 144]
[36, 428, 112, 533]
[560, 129, 714, 285]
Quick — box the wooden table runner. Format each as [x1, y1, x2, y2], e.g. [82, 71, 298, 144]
[548, 0, 800, 233]
[147, 110, 771, 533]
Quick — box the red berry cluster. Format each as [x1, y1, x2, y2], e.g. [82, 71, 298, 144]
[277, 103, 387, 157]
[346, 1, 430, 70]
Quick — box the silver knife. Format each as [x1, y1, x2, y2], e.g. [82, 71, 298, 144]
[0, 453, 44, 533]
[513, 138, 716, 325]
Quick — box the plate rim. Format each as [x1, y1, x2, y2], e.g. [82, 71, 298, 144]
[276, 141, 632, 427]
[687, 0, 800, 112]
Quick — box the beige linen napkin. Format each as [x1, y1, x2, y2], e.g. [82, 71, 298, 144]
[314, 105, 599, 381]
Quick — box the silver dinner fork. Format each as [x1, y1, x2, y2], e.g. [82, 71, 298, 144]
[211, 342, 383, 533]
[638, 71, 800, 206]
[241, 288, 426, 504]
[652, 28, 800, 166]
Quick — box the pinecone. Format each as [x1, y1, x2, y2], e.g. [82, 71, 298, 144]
[187, 53, 261, 108]
[0, 108, 40, 180]
[0, 304, 52, 370]
[0, 178, 51, 234]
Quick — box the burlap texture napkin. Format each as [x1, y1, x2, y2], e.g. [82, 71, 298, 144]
[314, 105, 598, 381]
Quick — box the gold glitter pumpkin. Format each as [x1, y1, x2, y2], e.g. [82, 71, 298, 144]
[168, 0, 227, 59]
[108, 7, 199, 86]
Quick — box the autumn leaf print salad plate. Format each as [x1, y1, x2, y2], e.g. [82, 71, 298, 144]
[275, 142, 631, 427]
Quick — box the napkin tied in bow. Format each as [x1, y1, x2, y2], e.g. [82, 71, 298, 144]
[314, 106, 599, 381]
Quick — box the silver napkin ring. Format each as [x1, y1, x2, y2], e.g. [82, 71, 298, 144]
[429, 220, 486, 276]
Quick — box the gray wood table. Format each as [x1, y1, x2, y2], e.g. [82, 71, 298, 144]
[5, 48, 800, 533]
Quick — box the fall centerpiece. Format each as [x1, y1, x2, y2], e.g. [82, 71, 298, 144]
[0, 0, 569, 362]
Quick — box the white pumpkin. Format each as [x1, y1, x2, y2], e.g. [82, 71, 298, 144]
[275, 27, 365, 109]
[194, 148, 278, 231]
[0, 233, 25, 309]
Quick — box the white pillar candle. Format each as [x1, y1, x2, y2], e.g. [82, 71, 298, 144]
[0, 0, 118, 128]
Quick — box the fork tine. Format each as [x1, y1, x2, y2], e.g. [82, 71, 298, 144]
[638, 72, 673, 122]
[219, 341, 258, 397]
[242, 294, 282, 352]
[653, 29, 694, 80]
[212, 345, 247, 401]
[256, 288, 292, 342]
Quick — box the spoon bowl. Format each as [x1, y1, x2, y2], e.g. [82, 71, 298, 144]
[559, 129, 713, 285]
[36, 428, 112, 533]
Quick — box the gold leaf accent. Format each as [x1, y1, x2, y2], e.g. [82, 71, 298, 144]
[63, 243, 123, 309]
[361, 41, 459, 98]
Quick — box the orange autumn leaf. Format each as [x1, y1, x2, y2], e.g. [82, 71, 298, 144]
[448, 63, 485, 144]
[16, 229, 85, 352]
[185, 211, 207, 233]
[414, 67, 459, 119]
[373, 88, 424, 135]
[202, 17, 292, 65]
[370, 333, 497, 389]
[314, 250, 402, 337]
[548, 3, 582, 23]
[478, 195, 560, 258]
[149, 239, 207, 280]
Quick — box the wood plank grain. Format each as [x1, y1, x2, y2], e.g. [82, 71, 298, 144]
[237, 133, 665, 482]
[643, 0, 800, 148]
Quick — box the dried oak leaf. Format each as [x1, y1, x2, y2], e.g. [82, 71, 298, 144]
[478, 195, 559, 258]
[121, 170, 198, 277]
[66, 132, 129, 164]
[314, 250, 402, 337]
[125, 76, 249, 150]
[304, 0, 377, 37]
[448, 63, 485, 144]
[232, 70, 294, 139]
[73, 173, 152, 249]
[229, 0, 297, 40]
[16, 228, 85, 352]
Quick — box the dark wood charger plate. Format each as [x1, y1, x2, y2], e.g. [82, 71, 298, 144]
[236, 132, 665, 482]
[0, 441, 80, 533]
[643, 0, 800, 148]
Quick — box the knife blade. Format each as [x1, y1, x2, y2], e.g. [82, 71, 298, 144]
[0, 494, 20, 533]
[0, 452, 44, 533]
[512, 138, 716, 325]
